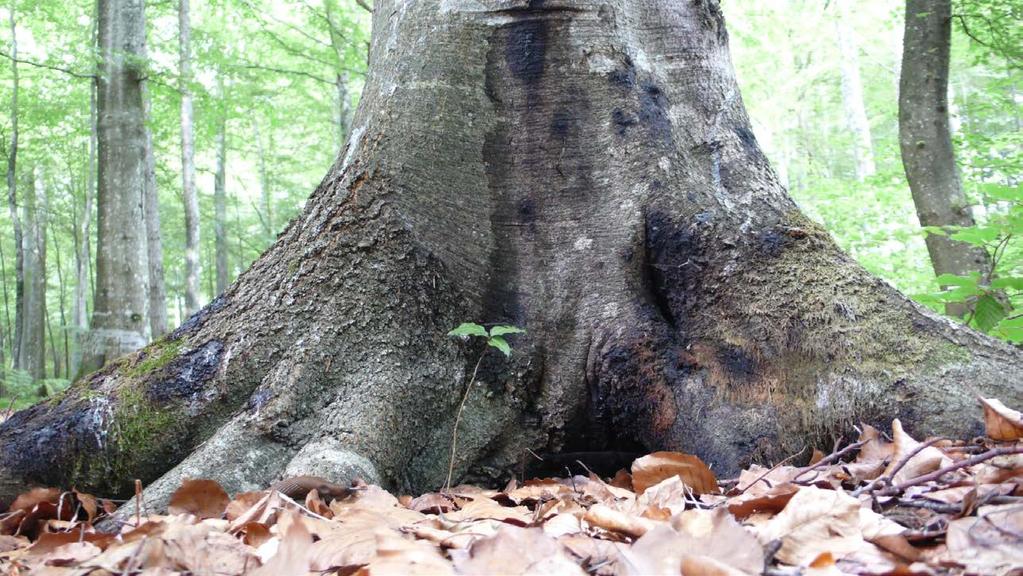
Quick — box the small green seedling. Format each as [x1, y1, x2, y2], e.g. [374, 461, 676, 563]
[443, 322, 525, 492]
[446, 322, 525, 357]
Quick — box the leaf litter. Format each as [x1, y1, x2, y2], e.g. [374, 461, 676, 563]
[1, 396, 1022, 575]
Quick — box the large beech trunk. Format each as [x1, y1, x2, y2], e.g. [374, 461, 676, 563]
[2, 0, 1021, 511]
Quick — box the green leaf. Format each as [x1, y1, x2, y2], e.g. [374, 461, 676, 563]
[921, 226, 948, 237]
[993, 316, 1023, 343]
[489, 325, 526, 337]
[935, 273, 980, 288]
[973, 294, 1008, 333]
[978, 182, 1023, 202]
[448, 323, 489, 338]
[487, 336, 512, 357]
[950, 226, 1000, 246]
[992, 277, 1023, 291]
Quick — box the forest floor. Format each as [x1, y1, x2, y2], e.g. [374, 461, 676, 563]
[1, 397, 1022, 575]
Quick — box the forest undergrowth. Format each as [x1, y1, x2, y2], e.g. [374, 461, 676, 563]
[1, 396, 1021, 575]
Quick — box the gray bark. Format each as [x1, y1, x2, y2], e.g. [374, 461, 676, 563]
[16, 167, 46, 380]
[2, 0, 1021, 513]
[834, 0, 876, 181]
[5, 6, 23, 373]
[81, 0, 151, 376]
[899, 0, 990, 317]
[179, 0, 201, 316]
[142, 86, 166, 338]
[214, 84, 229, 295]
[71, 20, 98, 379]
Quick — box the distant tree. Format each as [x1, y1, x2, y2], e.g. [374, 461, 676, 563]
[899, 0, 991, 317]
[80, 0, 152, 375]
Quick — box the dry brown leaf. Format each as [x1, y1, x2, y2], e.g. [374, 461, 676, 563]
[225, 491, 267, 522]
[631, 451, 718, 495]
[754, 486, 875, 566]
[252, 510, 312, 575]
[883, 419, 950, 484]
[583, 504, 658, 538]
[734, 465, 801, 497]
[619, 510, 763, 576]
[406, 493, 456, 514]
[980, 397, 1023, 441]
[451, 525, 584, 575]
[727, 482, 799, 520]
[857, 424, 895, 465]
[354, 530, 454, 575]
[167, 479, 230, 520]
[42, 541, 101, 567]
[944, 503, 1023, 573]
[637, 476, 694, 516]
[443, 496, 532, 525]
[8, 488, 62, 515]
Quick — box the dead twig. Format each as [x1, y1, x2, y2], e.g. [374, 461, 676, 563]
[880, 446, 1023, 496]
[792, 440, 867, 483]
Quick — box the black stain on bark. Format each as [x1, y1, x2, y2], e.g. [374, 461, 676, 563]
[171, 294, 228, 339]
[612, 109, 637, 136]
[717, 345, 758, 381]
[146, 340, 225, 403]
[505, 20, 547, 84]
[638, 82, 673, 147]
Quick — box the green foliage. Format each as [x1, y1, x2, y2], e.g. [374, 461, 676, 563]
[447, 323, 525, 358]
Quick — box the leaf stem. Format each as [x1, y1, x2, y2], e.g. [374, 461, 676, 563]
[444, 351, 486, 493]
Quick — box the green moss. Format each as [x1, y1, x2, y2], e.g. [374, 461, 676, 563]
[125, 338, 184, 378]
[108, 386, 185, 478]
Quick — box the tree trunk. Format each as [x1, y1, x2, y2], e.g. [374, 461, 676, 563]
[899, 0, 989, 317]
[214, 91, 229, 296]
[142, 86, 167, 339]
[16, 166, 47, 380]
[80, 0, 151, 377]
[2, 0, 1021, 512]
[834, 0, 876, 181]
[179, 0, 201, 316]
[5, 5, 24, 374]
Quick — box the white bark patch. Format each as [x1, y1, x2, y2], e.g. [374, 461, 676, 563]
[574, 237, 594, 251]
[659, 157, 671, 173]
[341, 126, 366, 173]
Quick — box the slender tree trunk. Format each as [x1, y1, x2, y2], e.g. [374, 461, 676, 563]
[80, 0, 151, 376]
[49, 212, 70, 380]
[834, 0, 876, 181]
[72, 9, 98, 379]
[5, 6, 23, 372]
[899, 0, 989, 317]
[18, 167, 46, 380]
[214, 87, 229, 295]
[142, 87, 167, 338]
[2, 0, 1021, 513]
[179, 0, 201, 316]
[253, 120, 273, 243]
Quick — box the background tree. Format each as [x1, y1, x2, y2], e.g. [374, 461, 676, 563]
[900, 0, 990, 318]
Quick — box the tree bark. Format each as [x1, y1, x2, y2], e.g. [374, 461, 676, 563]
[1, 0, 1021, 512]
[899, 0, 989, 317]
[16, 166, 46, 380]
[834, 0, 876, 181]
[142, 85, 167, 339]
[80, 0, 151, 376]
[214, 86, 229, 296]
[5, 5, 24, 374]
[179, 0, 201, 316]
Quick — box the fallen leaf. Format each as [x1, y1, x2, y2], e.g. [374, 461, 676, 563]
[583, 504, 658, 538]
[252, 510, 311, 575]
[979, 397, 1023, 441]
[944, 503, 1023, 573]
[451, 525, 584, 575]
[226, 491, 267, 522]
[727, 482, 799, 520]
[883, 420, 950, 484]
[167, 479, 230, 520]
[631, 452, 718, 495]
[754, 486, 874, 565]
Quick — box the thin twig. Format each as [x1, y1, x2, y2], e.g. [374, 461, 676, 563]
[444, 352, 486, 493]
[0, 50, 95, 79]
[792, 440, 867, 483]
[885, 437, 947, 483]
[881, 445, 1023, 495]
[736, 447, 807, 495]
[354, 0, 373, 12]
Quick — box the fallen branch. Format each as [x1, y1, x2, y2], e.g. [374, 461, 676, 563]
[881, 445, 1023, 496]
